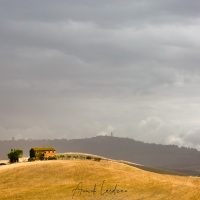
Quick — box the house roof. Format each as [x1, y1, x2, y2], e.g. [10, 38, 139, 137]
[31, 147, 56, 151]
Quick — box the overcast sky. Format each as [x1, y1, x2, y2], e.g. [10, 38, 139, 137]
[1, 0, 200, 149]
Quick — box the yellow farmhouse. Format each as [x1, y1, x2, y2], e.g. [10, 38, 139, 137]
[29, 147, 56, 159]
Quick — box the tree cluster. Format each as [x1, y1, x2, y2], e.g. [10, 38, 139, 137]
[7, 149, 23, 163]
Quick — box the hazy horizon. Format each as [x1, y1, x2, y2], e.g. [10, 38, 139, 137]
[1, 1, 200, 150]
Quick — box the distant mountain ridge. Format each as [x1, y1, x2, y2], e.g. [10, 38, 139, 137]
[1, 136, 200, 175]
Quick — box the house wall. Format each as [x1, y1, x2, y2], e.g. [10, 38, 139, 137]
[43, 150, 56, 158]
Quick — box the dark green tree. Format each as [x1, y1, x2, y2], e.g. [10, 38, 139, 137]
[8, 149, 23, 163]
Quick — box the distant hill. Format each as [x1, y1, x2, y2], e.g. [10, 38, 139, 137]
[1, 159, 200, 200]
[1, 136, 200, 175]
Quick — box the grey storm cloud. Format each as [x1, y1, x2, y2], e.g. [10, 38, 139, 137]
[1, 0, 200, 149]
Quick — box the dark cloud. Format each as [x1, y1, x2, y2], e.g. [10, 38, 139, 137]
[1, 0, 200, 27]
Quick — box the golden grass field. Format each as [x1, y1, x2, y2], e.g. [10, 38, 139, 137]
[0, 159, 200, 200]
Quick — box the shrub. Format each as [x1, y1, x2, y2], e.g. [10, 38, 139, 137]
[94, 157, 101, 162]
[73, 155, 78, 159]
[79, 155, 85, 160]
[48, 156, 57, 160]
[28, 157, 35, 162]
[39, 156, 44, 160]
[0, 163, 6, 165]
[86, 156, 92, 160]
[59, 154, 65, 160]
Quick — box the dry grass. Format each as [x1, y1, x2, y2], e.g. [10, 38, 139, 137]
[0, 159, 200, 200]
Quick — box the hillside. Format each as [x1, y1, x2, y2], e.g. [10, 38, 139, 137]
[1, 136, 200, 175]
[0, 159, 200, 200]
